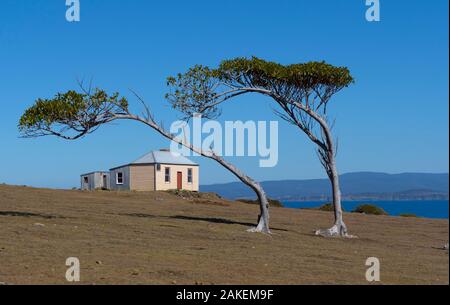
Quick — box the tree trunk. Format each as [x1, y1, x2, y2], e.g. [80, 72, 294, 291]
[203, 151, 270, 234]
[315, 151, 348, 237]
[314, 124, 350, 238]
[285, 101, 351, 237]
[247, 183, 270, 233]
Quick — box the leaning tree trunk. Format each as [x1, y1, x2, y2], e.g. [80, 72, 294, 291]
[286, 100, 351, 237]
[314, 123, 350, 238]
[248, 183, 270, 233]
[315, 150, 348, 237]
[202, 146, 270, 233]
[114, 113, 271, 233]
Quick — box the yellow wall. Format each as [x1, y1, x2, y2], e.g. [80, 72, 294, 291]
[155, 164, 199, 191]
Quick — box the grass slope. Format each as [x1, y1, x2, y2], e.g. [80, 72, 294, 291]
[0, 185, 448, 284]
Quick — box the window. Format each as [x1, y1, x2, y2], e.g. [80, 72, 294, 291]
[156, 164, 161, 171]
[83, 177, 89, 184]
[187, 168, 193, 184]
[116, 172, 124, 185]
[165, 167, 170, 183]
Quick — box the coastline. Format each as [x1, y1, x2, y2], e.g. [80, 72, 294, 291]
[282, 200, 449, 219]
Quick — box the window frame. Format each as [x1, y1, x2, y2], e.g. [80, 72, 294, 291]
[116, 172, 124, 185]
[164, 167, 171, 183]
[187, 168, 193, 184]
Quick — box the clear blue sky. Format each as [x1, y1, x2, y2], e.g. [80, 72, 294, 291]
[0, 0, 448, 188]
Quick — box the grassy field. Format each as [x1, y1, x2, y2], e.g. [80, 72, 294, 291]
[0, 184, 448, 285]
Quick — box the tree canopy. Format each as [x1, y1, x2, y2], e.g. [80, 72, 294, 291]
[217, 57, 353, 89]
[165, 57, 354, 119]
[19, 89, 128, 139]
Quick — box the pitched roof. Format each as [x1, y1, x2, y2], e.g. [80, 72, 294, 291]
[132, 150, 197, 166]
[110, 150, 198, 170]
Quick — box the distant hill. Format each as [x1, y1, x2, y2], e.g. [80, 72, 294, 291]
[201, 172, 449, 201]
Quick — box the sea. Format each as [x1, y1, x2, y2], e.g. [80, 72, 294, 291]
[282, 200, 449, 219]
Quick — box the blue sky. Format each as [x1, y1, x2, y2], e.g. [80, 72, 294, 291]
[0, 0, 448, 188]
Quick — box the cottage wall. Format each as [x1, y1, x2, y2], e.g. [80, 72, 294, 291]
[154, 164, 199, 191]
[129, 164, 156, 191]
[109, 166, 131, 191]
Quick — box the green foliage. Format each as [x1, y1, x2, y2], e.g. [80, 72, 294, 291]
[399, 213, 418, 218]
[165, 65, 220, 119]
[166, 189, 201, 198]
[317, 203, 345, 212]
[18, 89, 128, 139]
[165, 189, 221, 200]
[217, 57, 354, 89]
[268, 198, 283, 207]
[352, 204, 388, 216]
[165, 56, 354, 119]
[236, 198, 284, 208]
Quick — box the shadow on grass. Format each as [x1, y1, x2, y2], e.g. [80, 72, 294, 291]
[170, 215, 255, 227]
[119, 213, 289, 232]
[170, 215, 290, 232]
[0, 211, 66, 219]
[119, 213, 158, 219]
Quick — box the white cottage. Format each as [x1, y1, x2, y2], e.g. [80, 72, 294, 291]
[81, 149, 199, 192]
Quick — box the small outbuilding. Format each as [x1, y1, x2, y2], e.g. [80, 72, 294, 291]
[80, 149, 199, 192]
[80, 171, 110, 191]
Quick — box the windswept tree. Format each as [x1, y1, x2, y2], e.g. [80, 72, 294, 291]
[166, 57, 354, 237]
[18, 86, 271, 233]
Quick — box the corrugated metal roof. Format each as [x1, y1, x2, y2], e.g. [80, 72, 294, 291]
[109, 149, 198, 170]
[132, 150, 198, 166]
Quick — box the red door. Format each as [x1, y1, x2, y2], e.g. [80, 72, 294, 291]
[177, 172, 182, 190]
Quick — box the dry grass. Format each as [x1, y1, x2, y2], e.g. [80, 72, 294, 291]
[0, 184, 448, 285]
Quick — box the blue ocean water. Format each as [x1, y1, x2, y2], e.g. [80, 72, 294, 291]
[282, 200, 449, 219]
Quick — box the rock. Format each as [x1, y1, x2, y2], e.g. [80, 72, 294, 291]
[443, 243, 449, 250]
[96, 261, 102, 265]
[34, 223, 45, 227]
